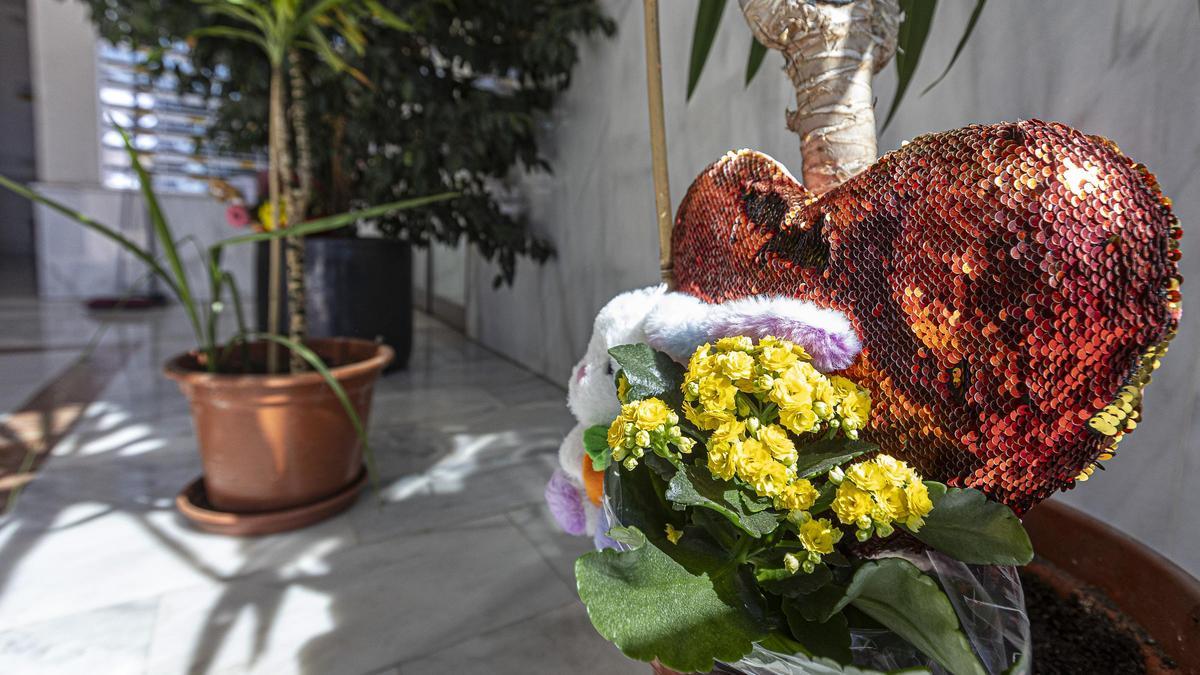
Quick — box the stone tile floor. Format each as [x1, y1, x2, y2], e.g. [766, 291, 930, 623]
[0, 298, 642, 674]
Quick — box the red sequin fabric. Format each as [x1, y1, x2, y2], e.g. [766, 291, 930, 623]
[672, 120, 1181, 512]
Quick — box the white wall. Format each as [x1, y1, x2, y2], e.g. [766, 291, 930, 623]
[468, 1, 1200, 573]
[26, 0, 251, 299]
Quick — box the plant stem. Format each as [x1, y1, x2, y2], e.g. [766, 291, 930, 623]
[286, 48, 313, 373]
[266, 62, 285, 374]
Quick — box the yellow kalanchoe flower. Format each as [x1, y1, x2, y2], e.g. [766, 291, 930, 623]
[633, 398, 671, 431]
[832, 482, 875, 525]
[714, 336, 754, 352]
[665, 523, 684, 544]
[757, 424, 797, 466]
[758, 343, 800, 373]
[717, 350, 755, 382]
[775, 479, 818, 511]
[846, 461, 890, 492]
[798, 517, 842, 555]
[905, 480, 934, 530]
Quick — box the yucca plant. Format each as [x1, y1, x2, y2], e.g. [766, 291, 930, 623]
[0, 126, 454, 478]
[192, 0, 409, 373]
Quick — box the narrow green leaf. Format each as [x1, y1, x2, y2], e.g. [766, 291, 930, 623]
[190, 26, 270, 52]
[792, 438, 878, 478]
[882, 0, 938, 131]
[665, 464, 778, 537]
[783, 600, 852, 663]
[757, 562, 832, 598]
[114, 124, 206, 351]
[250, 333, 378, 493]
[920, 0, 986, 96]
[842, 559, 986, 675]
[576, 525, 767, 672]
[686, 0, 727, 100]
[213, 192, 457, 250]
[903, 484, 1033, 565]
[745, 38, 768, 86]
[608, 343, 686, 410]
[0, 174, 179, 302]
[583, 424, 611, 471]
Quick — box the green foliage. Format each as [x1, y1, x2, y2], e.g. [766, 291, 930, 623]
[784, 600, 852, 663]
[666, 464, 779, 538]
[582, 424, 611, 471]
[881, 0, 937, 131]
[687, 0, 727, 100]
[79, 0, 615, 285]
[902, 484, 1033, 566]
[745, 38, 768, 86]
[792, 438, 878, 478]
[608, 343, 686, 409]
[838, 559, 986, 675]
[575, 526, 768, 673]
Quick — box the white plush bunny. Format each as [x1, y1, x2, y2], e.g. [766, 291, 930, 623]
[545, 285, 861, 543]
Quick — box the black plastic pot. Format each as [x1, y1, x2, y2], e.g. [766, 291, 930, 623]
[255, 238, 413, 371]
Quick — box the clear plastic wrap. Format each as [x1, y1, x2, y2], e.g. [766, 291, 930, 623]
[603, 471, 1031, 675]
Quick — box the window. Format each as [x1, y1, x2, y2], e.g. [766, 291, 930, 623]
[96, 42, 263, 195]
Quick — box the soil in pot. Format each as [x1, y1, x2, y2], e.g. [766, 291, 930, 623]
[1020, 562, 1177, 675]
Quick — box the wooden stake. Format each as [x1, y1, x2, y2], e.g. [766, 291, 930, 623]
[642, 0, 674, 289]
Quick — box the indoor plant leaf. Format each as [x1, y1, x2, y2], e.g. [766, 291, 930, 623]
[757, 562, 832, 598]
[839, 559, 986, 675]
[793, 438, 879, 478]
[783, 600, 852, 663]
[882, 0, 937, 131]
[575, 525, 767, 672]
[582, 424, 611, 471]
[903, 483, 1033, 566]
[745, 37, 768, 86]
[686, 0, 727, 100]
[919, 0, 987, 95]
[608, 343, 686, 409]
[666, 464, 779, 537]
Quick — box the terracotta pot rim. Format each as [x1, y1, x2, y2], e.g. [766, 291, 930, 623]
[163, 336, 394, 389]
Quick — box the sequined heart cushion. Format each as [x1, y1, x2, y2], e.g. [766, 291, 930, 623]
[671, 120, 1182, 512]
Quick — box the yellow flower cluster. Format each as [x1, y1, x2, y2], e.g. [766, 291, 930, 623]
[606, 398, 695, 470]
[679, 336, 871, 514]
[682, 336, 871, 440]
[831, 454, 933, 538]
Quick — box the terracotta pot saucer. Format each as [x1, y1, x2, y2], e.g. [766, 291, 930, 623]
[176, 467, 368, 536]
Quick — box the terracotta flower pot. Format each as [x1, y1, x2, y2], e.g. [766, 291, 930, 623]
[165, 337, 392, 532]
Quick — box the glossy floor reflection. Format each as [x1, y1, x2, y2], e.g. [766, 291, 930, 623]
[0, 298, 640, 674]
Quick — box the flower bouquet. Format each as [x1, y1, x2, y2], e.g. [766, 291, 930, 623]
[574, 335, 1032, 675]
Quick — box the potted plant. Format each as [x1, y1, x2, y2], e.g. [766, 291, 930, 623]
[3, 0, 460, 532]
[82, 0, 616, 368]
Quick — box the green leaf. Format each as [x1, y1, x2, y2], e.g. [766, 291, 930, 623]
[608, 344, 685, 409]
[213, 192, 457, 249]
[582, 425, 611, 471]
[920, 0, 986, 96]
[783, 600, 852, 663]
[575, 526, 767, 672]
[757, 631, 808, 657]
[665, 464, 778, 537]
[841, 559, 986, 675]
[903, 484, 1033, 565]
[797, 583, 849, 623]
[793, 438, 879, 478]
[686, 0, 726, 100]
[882, 0, 938, 131]
[745, 38, 767, 86]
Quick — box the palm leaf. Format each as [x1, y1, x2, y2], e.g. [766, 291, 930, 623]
[190, 26, 271, 52]
[686, 0, 727, 101]
[745, 37, 767, 86]
[881, 0, 938, 131]
[920, 0, 986, 95]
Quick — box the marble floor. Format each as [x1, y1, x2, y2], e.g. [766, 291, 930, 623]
[0, 297, 642, 674]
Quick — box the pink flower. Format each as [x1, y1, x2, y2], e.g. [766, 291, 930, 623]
[225, 204, 252, 229]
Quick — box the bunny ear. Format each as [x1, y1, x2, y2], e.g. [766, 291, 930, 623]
[645, 293, 861, 372]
